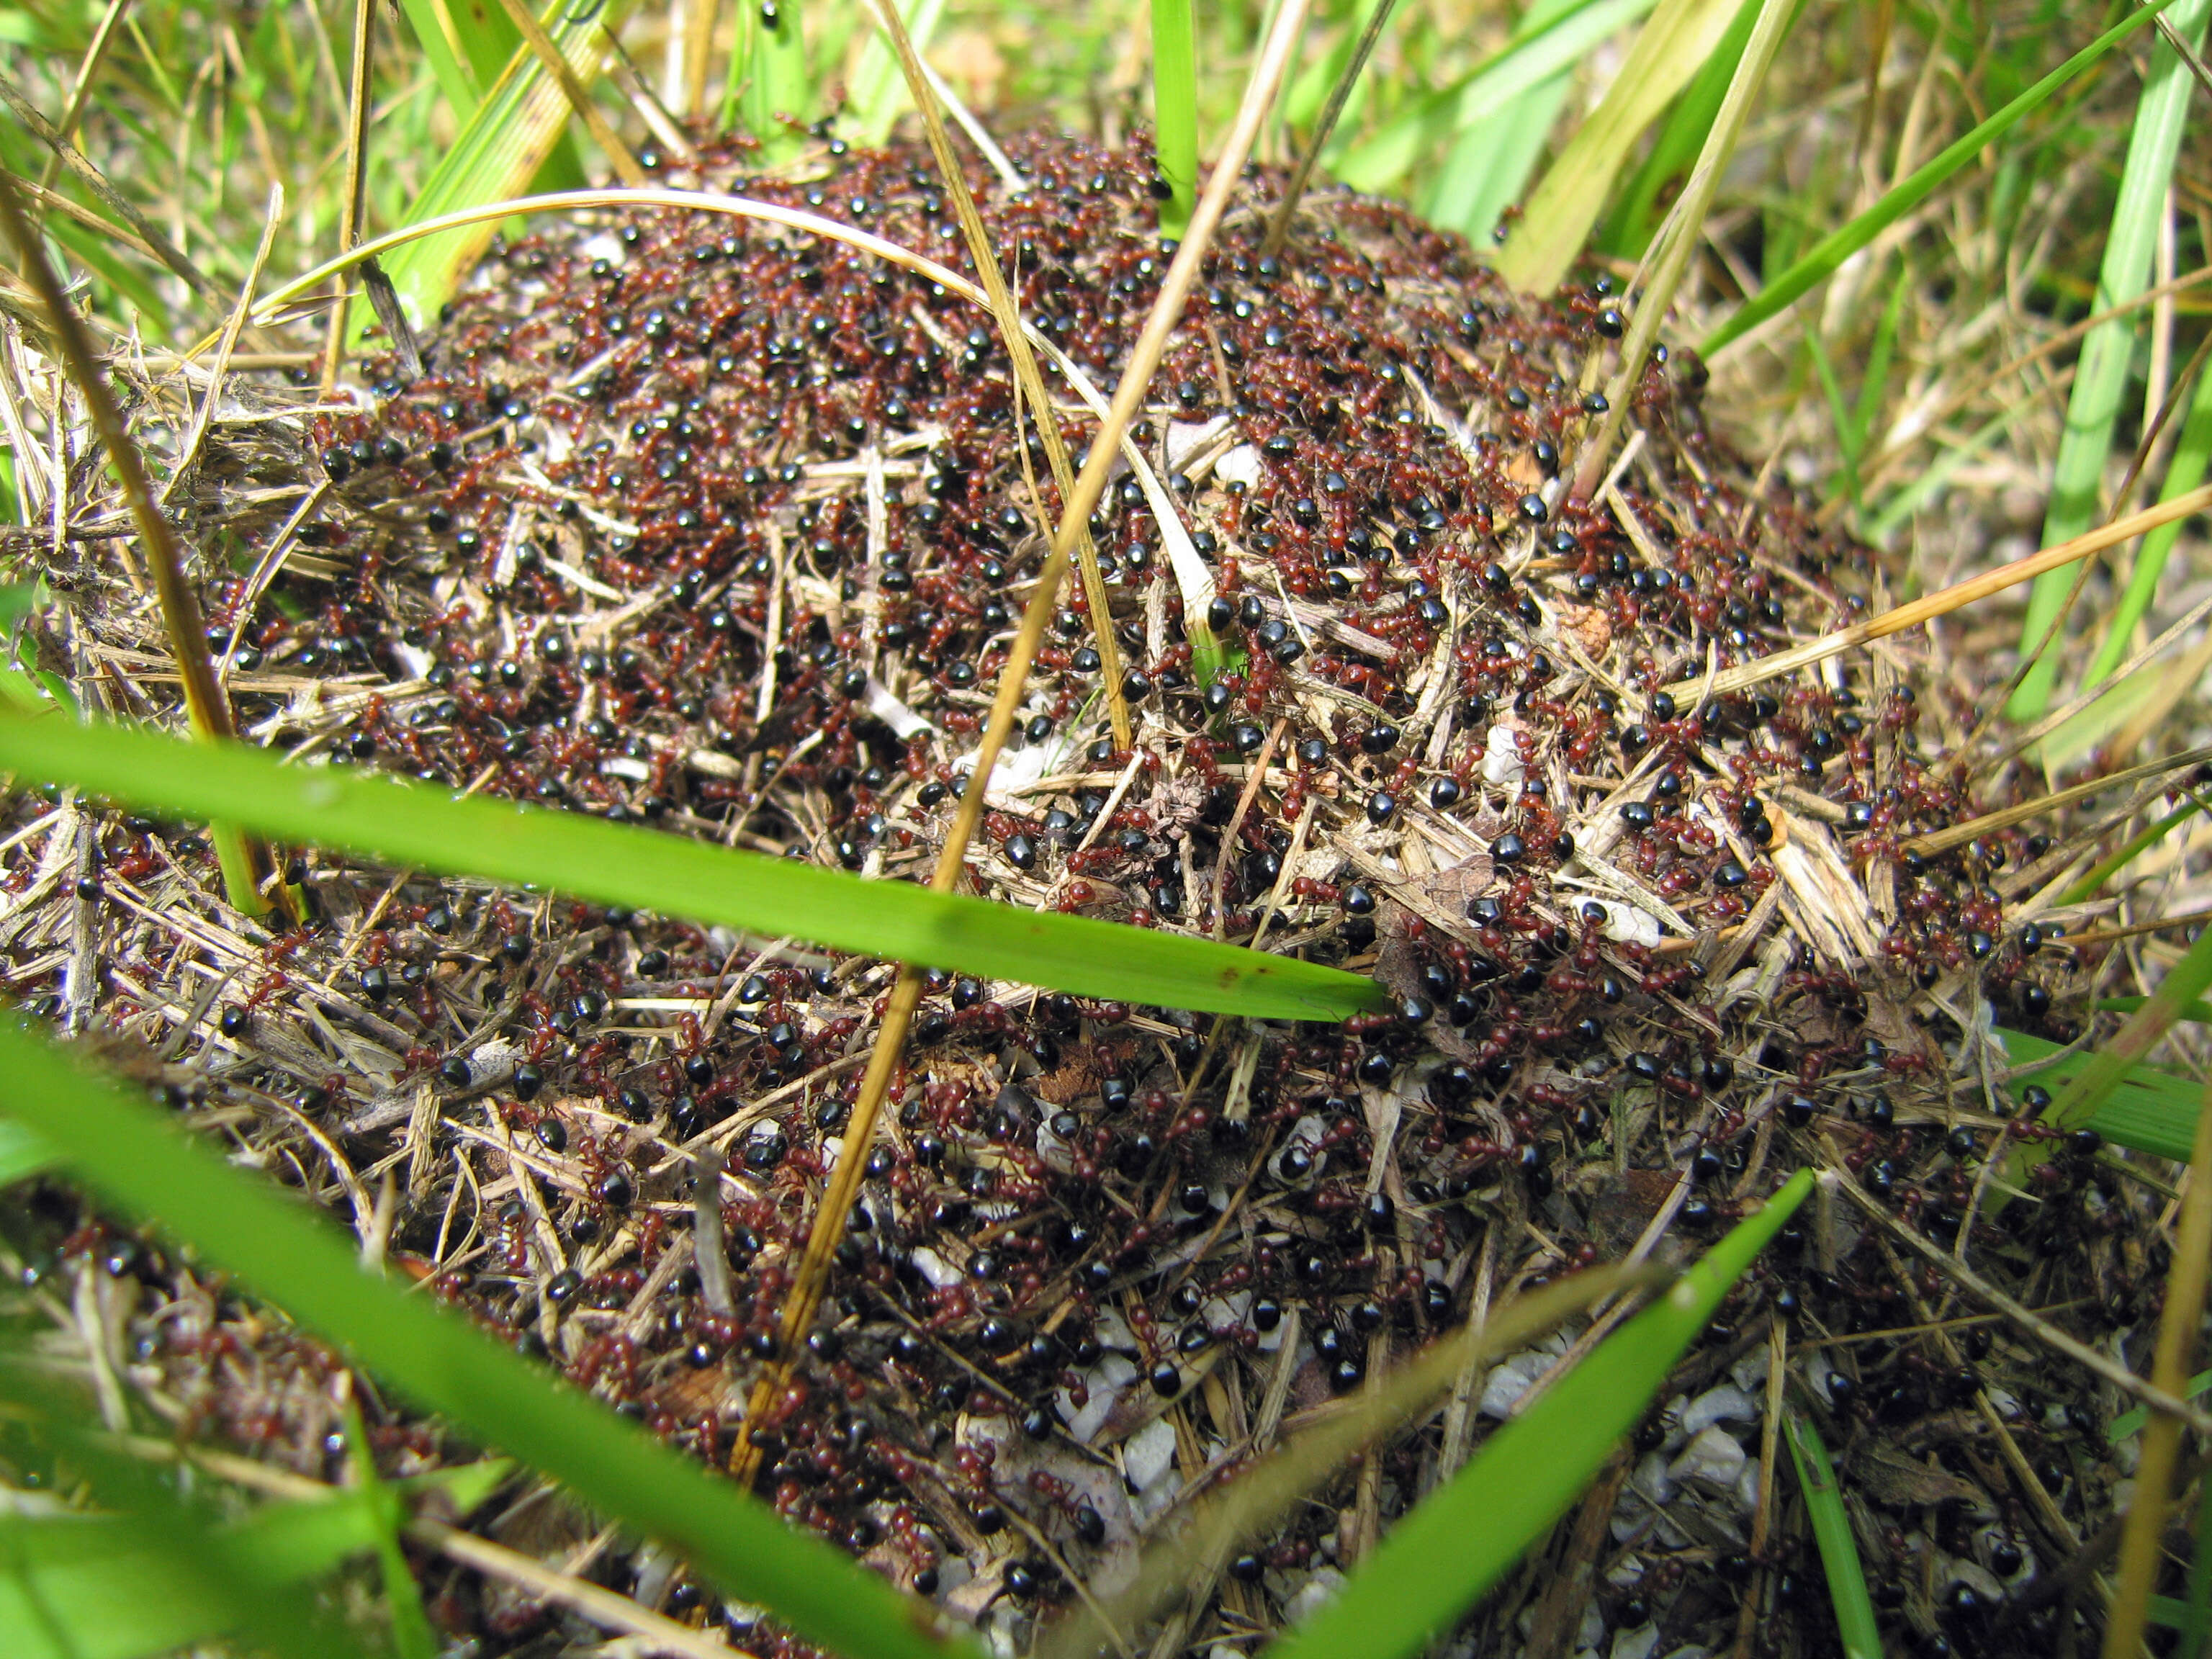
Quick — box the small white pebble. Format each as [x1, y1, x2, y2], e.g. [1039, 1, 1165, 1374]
[1680, 1384, 1761, 1439]
[1666, 1425, 1746, 1493]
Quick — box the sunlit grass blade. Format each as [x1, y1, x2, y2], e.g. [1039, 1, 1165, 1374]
[846, 0, 947, 145]
[1599, 0, 1757, 259]
[0, 709, 1384, 1021]
[1331, 0, 1655, 195]
[1780, 1409, 1881, 1659]
[1258, 1169, 1813, 1659]
[734, 0, 812, 161]
[1419, 42, 1572, 242]
[2088, 344, 2212, 688]
[1700, 1, 2170, 359]
[378, 0, 637, 336]
[0, 1020, 979, 1659]
[1497, 0, 1743, 295]
[1995, 1028, 2205, 1163]
[1150, 0, 1198, 238]
[2039, 921, 2212, 1136]
[391, 0, 493, 119]
[2011, 0, 2212, 722]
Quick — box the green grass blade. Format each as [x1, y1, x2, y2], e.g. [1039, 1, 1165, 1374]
[2059, 793, 2206, 903]
[2011, 0, 2212, 721]
[1804, 325, 1859, 503]
[377, 0, 634, 337]
[343, 1401, 436, 1659]
[846, 0, 946, 145]
[1150, 0, 1198, 238]
[1995, 1027, 2205, 1163]
[1599, 0, 1758, 258]
[1700, 1, 2170, 359]
[1419, 6, 1576, 245]
[735, 0, 811, 160]
[0, 709, 1382, 1022]
[1331, 0, 1656, 195]
[1259, 1169, 1813, 1659]
[1780, 1408, 1881, 1659]
[0, 1020, 978, 1659]
[1497, 0, 1745, 294]
[0, 1354, 374, 1659]
[391, 0, 493, 118]
[2088, 346, 2212, 687]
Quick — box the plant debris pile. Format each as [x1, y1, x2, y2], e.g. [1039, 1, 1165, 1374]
[0, 130, 2147, 1658]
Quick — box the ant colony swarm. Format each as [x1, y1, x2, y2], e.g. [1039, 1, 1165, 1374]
[4, 130, 2118, 1656]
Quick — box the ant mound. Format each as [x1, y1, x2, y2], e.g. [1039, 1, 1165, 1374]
[2, 128, 2126, 1656]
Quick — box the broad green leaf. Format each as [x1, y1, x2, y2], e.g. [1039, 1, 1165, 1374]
[1781, 1410, 1881, 1659]
[1995, 1027, 2203, 1163]
[0, 1020, 979, 1659]
[1330, 0, 1656, 194]
[732, 0, 812, 159]
[1259, 1169, 1812, 1659]
[0, 710, 1382, 1021]
[1421, 64, 1573, 242]
[0, 1514, 237, 1659]
[2013, 0, 2212, 721]
[1497, 0, 1745, 293]
[1701, 1, 2170, 358]
[391, 0, 501, 120]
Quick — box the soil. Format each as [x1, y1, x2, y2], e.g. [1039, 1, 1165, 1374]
[0, 127, 2149, 1659]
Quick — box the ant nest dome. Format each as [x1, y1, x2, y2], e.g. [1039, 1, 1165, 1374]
[4, 130, 2126, 1656]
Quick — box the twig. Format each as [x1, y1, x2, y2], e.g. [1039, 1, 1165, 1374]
[411, 1519, 752, 1659]
[1262, 0, 1395, 256]
[1904, 742, 2212, 858]
[859, 0, 1128, 746]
